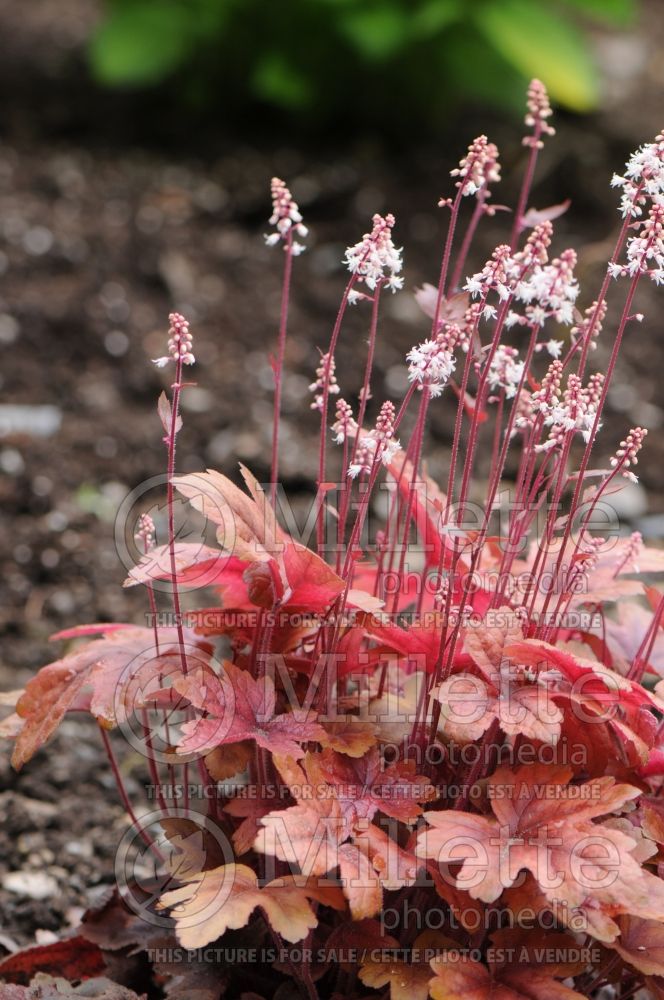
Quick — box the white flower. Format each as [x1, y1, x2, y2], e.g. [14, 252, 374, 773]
[344, 214, 403, 292]
[406, 336, 456, 396]
[464, 276, 484, 297]
[266, 178, 307, 250]
[528, 306, 547, 328]
[154, 313, 195, 367]
[331, 399, 357, 444]
[623, 203, 664, 283]
[348, 438, 374, 479]
[382, 438, 401, 464]
[487, 345, 524, 399]
[516, 249, 579, 324]
[348, 402, 400, 477]
[464, 245, 514, 302]
[536, 372, 604, 452]
[450, 136, 501, 195]
[612, 133, 664, 217]
[515, 280, 537, 303]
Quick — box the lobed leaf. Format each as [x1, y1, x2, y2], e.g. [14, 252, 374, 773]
[158, 863, 325, 947]
[10, 625, 210, 769]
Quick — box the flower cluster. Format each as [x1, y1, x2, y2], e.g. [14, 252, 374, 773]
[152, 312, 195, 367]
[487, 345, 524, 399]
[570, 299, 607, 352]
[518, 219, 554, 266]
[466, 223, 579, 337]
[309, 352, 339, 412]
[513, 248, 579, 326]
[536, 371, 604, 451]
[344, 213, 403, 293]
[331, 398, 358, 444]
[348, 401, 399, 478]
[466, 224, 550, 306]
[265, 177, 307, 254]
[465, 244, 515, 302]
[523, 78, 555, 148]
[135, 512, 155, 551]
[610, 426, 648, 482]
[448, 135, 501, 198]
[616, 529, 644, 573]
[611, 131, 664, 217]
[611, 203, 664, 283]
[529, 358, 563, 415]
[406, 325, 460, 397]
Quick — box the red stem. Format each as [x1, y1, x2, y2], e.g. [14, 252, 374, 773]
[316, 279, 355, 555]
[99, 726, 164, 861]
[449, 190, 487, 293]
[270, 231, 294, 506]
[510, 124, 542, 249]
[165, 354, 192, 811]
[336, 284, 383, 572]
[539, 271, 643, 623]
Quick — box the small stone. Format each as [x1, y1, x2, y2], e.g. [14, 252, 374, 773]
[0, 931, 18, 953]
[2, 870, 58, 900]
[65, 839, 93, 858]
[0, 405, 62, 438]
[0, 448, 24, 474]
[23, 226, 54, 255]
[0, 314, 19, 344]
[34, 929, 59, 945]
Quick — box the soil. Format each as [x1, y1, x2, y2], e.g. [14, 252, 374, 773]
[2, 0, 664, 976]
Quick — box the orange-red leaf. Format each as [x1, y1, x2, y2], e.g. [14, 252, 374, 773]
[11, 625, 209, 769]
[0, 936, 105, 985]
[417, 762, 664, 942]
[175, 661, 324, 758]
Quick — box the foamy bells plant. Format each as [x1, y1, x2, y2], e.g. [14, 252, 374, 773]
[5, 82, 664, 1000]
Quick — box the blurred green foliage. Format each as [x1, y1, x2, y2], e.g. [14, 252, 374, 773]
[89, 0, 636, 124]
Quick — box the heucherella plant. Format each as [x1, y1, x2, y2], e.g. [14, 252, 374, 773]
[5, 82, 664, 999]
